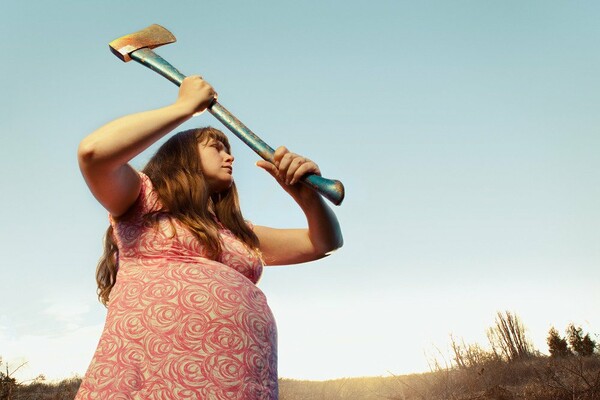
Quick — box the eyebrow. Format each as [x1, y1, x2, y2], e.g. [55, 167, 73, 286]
[202, 138, 219, 146]
[204, 139, 230, 153]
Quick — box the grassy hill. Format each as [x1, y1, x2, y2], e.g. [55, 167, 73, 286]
[3, 355, 599, 400]
[279, 356, 600, 400]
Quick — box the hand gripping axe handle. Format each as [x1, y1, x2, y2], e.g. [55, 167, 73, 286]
[109, 24, 345, 206]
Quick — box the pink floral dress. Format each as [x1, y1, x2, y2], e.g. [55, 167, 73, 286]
[76, 172, 278, 399]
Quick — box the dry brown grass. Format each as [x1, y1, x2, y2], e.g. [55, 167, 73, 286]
[279, 356, 600, 400]
[3, 377, 80, 400]
[3, 356, 599, 399]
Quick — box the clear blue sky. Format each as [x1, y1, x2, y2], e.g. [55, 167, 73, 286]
[1, 0, 599, 382]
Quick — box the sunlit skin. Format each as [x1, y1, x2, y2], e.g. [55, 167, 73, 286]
[78, 75, 342, 266]
[198, 138, 235, 194]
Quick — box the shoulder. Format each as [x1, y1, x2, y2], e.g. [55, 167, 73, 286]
[110, 171, 162, 222]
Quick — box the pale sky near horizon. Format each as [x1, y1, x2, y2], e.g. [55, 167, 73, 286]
[1, 0, 599, 383]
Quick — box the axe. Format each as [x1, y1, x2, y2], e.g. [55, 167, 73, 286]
[109, 24, 345, 206]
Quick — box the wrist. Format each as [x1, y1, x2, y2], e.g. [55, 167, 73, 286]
[289, 184, 322, 206]
[170, 100, 198, 119]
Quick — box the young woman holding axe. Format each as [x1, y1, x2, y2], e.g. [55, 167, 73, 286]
[75, 75, 342, 399]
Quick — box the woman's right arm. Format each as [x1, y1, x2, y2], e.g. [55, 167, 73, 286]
[78, 76, 215, 217]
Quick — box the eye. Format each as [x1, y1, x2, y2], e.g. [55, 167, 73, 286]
[213, 142, 228, 153]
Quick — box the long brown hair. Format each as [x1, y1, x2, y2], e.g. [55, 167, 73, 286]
[96, 127, 259, 306]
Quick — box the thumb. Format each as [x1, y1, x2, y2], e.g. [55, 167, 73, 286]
[256, 160, 277, 176]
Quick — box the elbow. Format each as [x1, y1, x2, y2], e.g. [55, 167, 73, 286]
[317, 233, 344, 258]
[77, 137, 97, 166]
[78, 137, 109, 171]
[330, 235, 344, 253]
[330, 233, 344, 252]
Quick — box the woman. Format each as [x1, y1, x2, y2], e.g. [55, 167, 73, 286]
[75, 76, 343, 399]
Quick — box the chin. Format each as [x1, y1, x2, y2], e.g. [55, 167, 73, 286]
[212, 180, 234, 194]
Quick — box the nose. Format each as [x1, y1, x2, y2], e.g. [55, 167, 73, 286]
[224, 152, 234, 163]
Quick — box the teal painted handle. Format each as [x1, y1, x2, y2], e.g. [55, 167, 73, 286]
[130, 48, 345, 205]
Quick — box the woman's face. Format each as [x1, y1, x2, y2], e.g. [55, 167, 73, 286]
[198, 138, 234, 193]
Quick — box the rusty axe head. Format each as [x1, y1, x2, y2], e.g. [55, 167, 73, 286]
[109, 24, 176, 62]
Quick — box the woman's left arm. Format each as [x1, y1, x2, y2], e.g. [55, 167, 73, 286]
[253, 146, 343, 266]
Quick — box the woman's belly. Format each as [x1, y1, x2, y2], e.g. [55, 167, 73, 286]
[78, 258, 278, 398]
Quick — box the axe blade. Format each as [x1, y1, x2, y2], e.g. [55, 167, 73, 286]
[108, 25, 345, 205]
[109, 24, 176, 62]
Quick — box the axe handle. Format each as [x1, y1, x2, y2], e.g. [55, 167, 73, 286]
[130, 48, 344, 205]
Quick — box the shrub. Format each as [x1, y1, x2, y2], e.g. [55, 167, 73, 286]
[547, 326, 572, 358]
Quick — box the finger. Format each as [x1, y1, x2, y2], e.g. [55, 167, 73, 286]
[256, 160, 278, 177]
[291, 162, 321, 185]
[273, 146, 289, 167]
[186, 75, 202, 83]
[285, 156, 307, 184]
[278, 152, 296, 176]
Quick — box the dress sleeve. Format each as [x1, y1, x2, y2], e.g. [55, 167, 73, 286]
[135, 172, 161, 215]
[109, 171, 161, 224]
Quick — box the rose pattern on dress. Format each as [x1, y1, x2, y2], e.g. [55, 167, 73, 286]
[76, 172, 278, 399]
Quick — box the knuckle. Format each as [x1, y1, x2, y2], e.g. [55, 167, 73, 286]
[274, 147, 285, 158]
